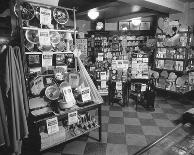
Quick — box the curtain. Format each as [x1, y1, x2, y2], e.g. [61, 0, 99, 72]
[0, 46, 29, 155]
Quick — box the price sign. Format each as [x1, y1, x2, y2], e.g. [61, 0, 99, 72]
[62, 86, 76, 106]
[46, 117, 59, 135]
[42, 52, 53, 67]
[38, 29, 50, 45]
[116, 81, 122, 91]
[81, 87, 91, 102]
[101, 81, 107, 89]
[69, 73, 80, 88]
[100, 72, 106, 80]
[40, 7, 51, 25]
[68, 111, 78, 125]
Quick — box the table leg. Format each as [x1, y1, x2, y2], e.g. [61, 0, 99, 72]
[98, 105, 102, 142]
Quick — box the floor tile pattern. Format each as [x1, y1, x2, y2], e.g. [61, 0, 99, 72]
[41, 96, 193, 155]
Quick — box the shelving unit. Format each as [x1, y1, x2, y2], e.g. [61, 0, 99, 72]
[153, 28, 194, 94]
[16, 0, 102, 153]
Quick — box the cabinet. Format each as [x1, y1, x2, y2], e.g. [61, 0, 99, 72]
[154, 29, 194, 94]
[16, 0, 102, 153]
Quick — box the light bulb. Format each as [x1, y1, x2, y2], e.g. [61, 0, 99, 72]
[88, 8, 99, 20]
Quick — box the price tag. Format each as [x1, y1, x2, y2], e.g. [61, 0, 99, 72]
[81, 87, 91, 102]
[38, 29, 51, 45]
[68, 111, 78, 125]
[116, 81, 122, 90]
[46, 117, 59, 135]
[40, 7, 51, 25]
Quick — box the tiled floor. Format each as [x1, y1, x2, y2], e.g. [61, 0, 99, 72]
[41, 95, 194, 155]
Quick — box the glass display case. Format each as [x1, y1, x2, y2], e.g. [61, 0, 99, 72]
[134, 123, 194, 155]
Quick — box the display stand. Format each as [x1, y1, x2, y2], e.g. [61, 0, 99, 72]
[129, 52, 153, 110]
[16, 1, 102, 153]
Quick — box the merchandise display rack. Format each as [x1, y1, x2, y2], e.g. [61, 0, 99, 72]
[16, 0, 102, 153]
[154, 26, 194, 94]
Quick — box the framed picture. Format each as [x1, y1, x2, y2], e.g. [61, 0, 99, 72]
[105, 23, 117, 31]
[140, 22, 150, 30]
[129, 22, 140, 30]
[26, 54, 42, 67]
[119, 22, 129, 31]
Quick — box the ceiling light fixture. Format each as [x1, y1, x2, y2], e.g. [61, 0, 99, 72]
[88, 8, 99, 20]
[131, 17, 141, 26]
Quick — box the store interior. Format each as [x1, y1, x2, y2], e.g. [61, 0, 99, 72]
[1, 0, 194, 155]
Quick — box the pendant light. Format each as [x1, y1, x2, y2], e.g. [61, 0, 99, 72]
[88, 8, 99, 20]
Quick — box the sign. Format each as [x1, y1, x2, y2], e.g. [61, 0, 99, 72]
[100, 72, 107, 80]
[76, 39, 87, 60]
[81, 87, 91, 102]
[62, 86, 76, 106]
[38, 29, 51, 45]
[46, 117, 59, 134]
[69, 73, 80, 88]
[40, 7, 51, 25]
[68, 111, 78, 125]
[101, 81, 107, 89]
[42, 52, 53, 67]
[117, 60, 123, 69]
[97, 53, 104, 61]
[116, 81, 122, 91]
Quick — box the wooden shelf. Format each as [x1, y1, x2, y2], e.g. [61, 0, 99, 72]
[25, 51, 73, 54]
[156, 87, 190, 94]
[155, 57, 185, 61]
[154, 68, 184, 73]
[40, 125, 100, 151]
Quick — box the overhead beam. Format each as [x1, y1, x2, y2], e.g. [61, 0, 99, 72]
[118, 0, 185, 13]
[106, 12, 156, 22]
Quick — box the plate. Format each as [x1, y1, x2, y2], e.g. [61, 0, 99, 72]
[50, 31, 61, 44]
[45, 85, 60, 100]
[53, 7, 69, 24]
[24, 39, 34, 51]
[15, 2, 35, 20]
[176, 77, 185, 87]
[54, 67, 66, 81]
[25, 29, 39, 44]
[160, 70, 168, 79]
[55, 41, 66, 52]
[59, 81, 70, 93]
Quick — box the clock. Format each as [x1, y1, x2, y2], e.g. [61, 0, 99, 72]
[96, 22, 104, 30]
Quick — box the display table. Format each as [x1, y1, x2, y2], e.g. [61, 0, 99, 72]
[25, 102, 102, 154]
[134, 123, 194, 155]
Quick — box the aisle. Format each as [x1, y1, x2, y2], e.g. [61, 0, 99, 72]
[42, 96, 193, 155]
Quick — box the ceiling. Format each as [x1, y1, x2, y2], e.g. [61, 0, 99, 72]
[58, 0, 167, 21]
[58, 0, 194, 21]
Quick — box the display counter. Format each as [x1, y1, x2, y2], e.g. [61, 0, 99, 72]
[134, 123, 194, 155]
